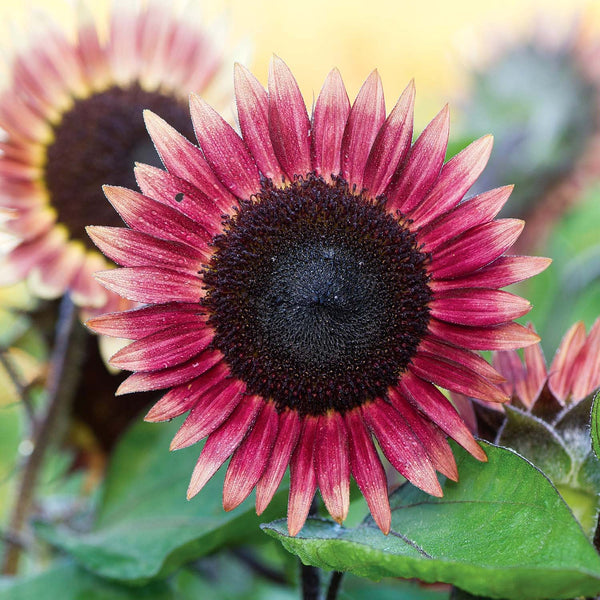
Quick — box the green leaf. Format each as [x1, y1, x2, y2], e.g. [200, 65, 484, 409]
[590, 392, 600, 461]
[262, 442, 600, 600]
[36, 418, 288, 584]
[0, 562, 174, 600]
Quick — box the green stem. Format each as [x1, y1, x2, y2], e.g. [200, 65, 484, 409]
[0, 351, 37, 430]
[1, 296, 84, 575]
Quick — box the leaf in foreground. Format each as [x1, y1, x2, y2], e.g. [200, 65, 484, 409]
[36, 418, 287, 583]
[263, 443, 600, 600]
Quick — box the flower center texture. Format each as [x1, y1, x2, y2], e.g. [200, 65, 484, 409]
[203, 175, 432, 416]
[44, 84, 194, 250]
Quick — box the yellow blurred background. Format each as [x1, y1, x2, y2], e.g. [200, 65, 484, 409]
[1, 0, 599, 126]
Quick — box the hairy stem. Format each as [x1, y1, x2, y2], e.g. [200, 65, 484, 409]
[2, 296, 85, 575]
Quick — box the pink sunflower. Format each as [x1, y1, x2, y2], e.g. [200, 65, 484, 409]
[87, 57, 550, 536]
[0, 1, 233, 311]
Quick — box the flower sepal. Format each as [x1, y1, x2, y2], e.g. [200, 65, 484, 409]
[497, 393, 600, 536]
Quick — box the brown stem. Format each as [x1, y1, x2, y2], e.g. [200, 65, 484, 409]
[2, 296, 85, 575]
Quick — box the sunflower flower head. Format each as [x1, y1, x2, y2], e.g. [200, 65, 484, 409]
[0, 1, 235, 311]
[88, 57, 550, 536]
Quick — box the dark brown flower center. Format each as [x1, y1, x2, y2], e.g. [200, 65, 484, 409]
[44, 84, 194, 250]
[203, 175, 432, 416]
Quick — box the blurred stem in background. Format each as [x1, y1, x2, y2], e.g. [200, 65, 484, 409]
[1, 295, 85, 574]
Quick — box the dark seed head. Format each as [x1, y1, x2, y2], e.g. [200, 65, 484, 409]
[44, 84, 194, 250]
[203, 174, 432, 416]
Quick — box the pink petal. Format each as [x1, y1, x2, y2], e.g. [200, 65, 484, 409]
[87, 226, 208, 271]
[570, 318, 600, 402]
[428, 318, 541, 351]
[399, 370, 487, 461]
[70, 253, 110, 308]
[223, 401, 279, 511]
[119, 350, 223, 394]
[144, 363, 231, 422]
[311, 68, 351, 180]
[256, 409, 302, 515]
[268, 56, 311, 179]
[429, 256, 552, 292]
[102, 185, 211, 248]
[234, 63, 284, 182]
[76, 5, 110, 88]
[364, 399, 442, 496]
[143, 110, 236, 212]
[0, 229, 65, 286]
[190, 93, 261, 199]
[341, 70, 385, 190]
[450, 392, 480, 433]
[501, 345, 540, 407]
[408, 135, 494, 229]
[419, 186, 513, 252]
[134, 163, 224, 233]
[344, 409, 391, 534]
[363, 80, 415, 197]
[109, 324, 213, 372]
[492, 350, 524, 398]
[411, 353, 508, 403]
[29, 242, 84, 300]
[94, 267, 204, 304]
[187, 395, 262, 499]
[429, 219, 524, 280]
[430, 289, 531, 326]
[419, 336, 505, 384]
[385, 106, 449, 214]
[287, 416, 318, 536]
[171, 379, 246, 451]
[3, 206, 53, 241]
[388, 387, 458, 481]
[522, 327, 548, 406]
[315, 412, 350, 524]
[0, 156, 40, 180]
[87, 303, 203, 339]
[548, 321, 587, 402]
[0, 84, 52, 141]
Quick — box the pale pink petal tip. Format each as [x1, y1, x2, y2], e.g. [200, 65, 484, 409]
[287, 417, 318, 536]
[312, 67, 350, 180]
[222, 401, 278, 512]
[255, 410, 302, 515]
[268, 55, 311, 179]
[186, 396, 261, 500]
[234, 63, 284, 182]
[189, 92, 260, 199]
[341, 69, 385, 189]
[345, 409, 391, 534]
[363, 79, 415, 197]
[315, 412, 350, 524]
